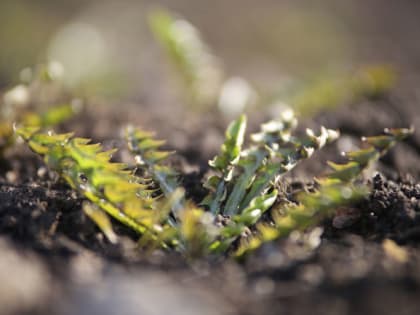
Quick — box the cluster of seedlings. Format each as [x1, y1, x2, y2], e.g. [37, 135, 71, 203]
[15, 112, 412, 258]
[1, 9, 414, 260]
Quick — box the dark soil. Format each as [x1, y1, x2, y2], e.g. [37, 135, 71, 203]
[0, 90, 419, 315]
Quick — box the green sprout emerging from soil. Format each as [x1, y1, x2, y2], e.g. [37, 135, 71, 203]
[4, 9, 414, 261]
[15, 114, 413, 258]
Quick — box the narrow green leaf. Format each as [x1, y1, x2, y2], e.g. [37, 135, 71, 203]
[234, 189, 278, 225]
[223, 149, 266, 215]
[83, 202, 118, 244]
[209, 114, 247, 170]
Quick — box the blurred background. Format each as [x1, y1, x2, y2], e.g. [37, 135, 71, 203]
[1, 0, 420, 104]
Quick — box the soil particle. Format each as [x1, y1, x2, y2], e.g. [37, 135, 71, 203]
[339, 173, 420, 243]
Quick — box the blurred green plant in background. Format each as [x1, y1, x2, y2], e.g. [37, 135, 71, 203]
[149, 9, 224, 108]
[0, 0, 403, 118]
[149, 8, 395, 118]
[288, 66, 396, 116]
[0, 62, 81, 153]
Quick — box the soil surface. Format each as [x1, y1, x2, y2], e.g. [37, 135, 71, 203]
[0, 86, 419, 315]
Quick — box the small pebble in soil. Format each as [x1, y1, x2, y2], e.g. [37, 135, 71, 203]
[254, 277, 275, 295]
